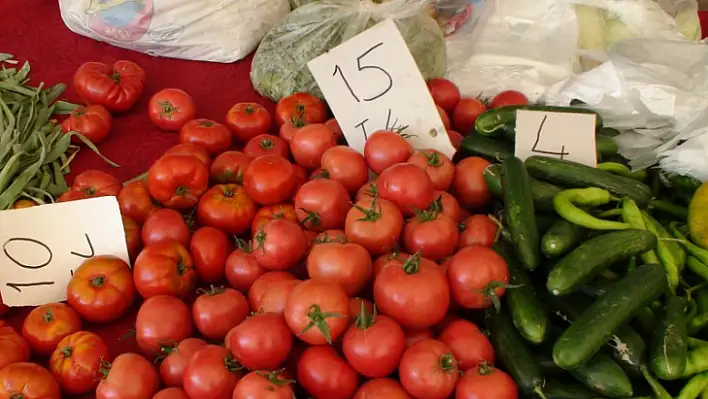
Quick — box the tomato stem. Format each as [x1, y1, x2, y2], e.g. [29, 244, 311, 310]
[223, 354, 244, 373]
[354, 196, 383, 223]
[254, 229, 267, 253]
[354, 301, 376, 330]
[299, 304, 347, 344]
[477, 361, 494, 376]
[197, 285, 224, 296]
[402, 252, 422, 275]
[438, 353, 459, 373]
[311, 169, 330, 179]
[425, 151, 441, 167]
[300, 209, 322, 229]
[477, 281, 523, 313]
[176, 258, 188, 276]
[235, 238, 253, 253]
[256, 369, 294, 386]
[158, 100, 179, 119]
[60, 346, 73, 358]
[90, 276, 105, 288]
[98, 358, 112, 379]
[42, 309, 54, 324]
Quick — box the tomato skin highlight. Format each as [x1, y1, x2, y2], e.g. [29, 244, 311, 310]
[275, 92, 328, 127]
[147, 154, 209, 210]
[452, 156, 492, 210]
[228, 312, 293, 371]
[148, 88, 197, 131]
[0, 321, 30, 371]
[197, 184, 257, 235]
[364, 131, 414, 175]
[135, 295, 193, 357]
[284, 279, 350, 345]
[154, 387, 190, 399]
[439, 319, 496, 372]
[297, 346, 359, 399]
[96, 353, 160, 399]
[74, 60, 145, 113]
[244, 133, 290, 159]
[354, 378, 412, 399]
[254, 219, 309, 271]
[159, 338, 207, 387]
[447, 245, 509, 309]
[399, 339, 460, 399]
[232, 371, 295, 399]
[290, 124, 337, 169]
[459, 214, 499, 248]
[456, 363, 518, 399]
[243, 155, 297, 206]
[141, 208, 191, 247]
[307, 240, 372, 296]
[0, 362, 61, 399]
[345, 198, 404, 256]
[342, 312, 406, 378]
[226, 102, 273, 143]
[294, 178, 352, 231]
[190, 226, 230, 283]
[427, 78, 461, 113]
[179, 118, 232, 156]
[49, 331, 111, 395]
[225, 243, 267, 293]
[61, 104, 112, 145]
[133, 241, 197, 299]
[377, 163, 435, 217]
[321, 145, 369, 194]
[210, 151, 252, 184]
[183, 345, 243, 399]
[22, 302, 82, 356]
[193, 287, 249, 340]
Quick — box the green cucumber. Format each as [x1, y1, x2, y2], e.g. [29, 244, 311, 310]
[649, 296, 687, 380]
[544, 379, 604, 399]
[569, 353, 633, 398]
[483, 163, 562, 212]
[598, 127, 621, 137]
[542, 219, 588, 258]
[547, 230, 657, 296]
[459, 133, 514, 161]
[596, 136, 618, 158]
[524, 156, 653, 207]
[553, 263, 667, 370]
[502, 156, 541, 271]
[537, 354, 568, 377]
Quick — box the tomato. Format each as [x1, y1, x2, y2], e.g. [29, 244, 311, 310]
[452, 97, 487, 134]
[315, 229, 349, 243]
[148, 88, 197, 131]
[459, 214, 498, 248]
[0, 363, 61, 399]
[374, 254, 450, 329]
[244, 134, 289, 159]
[403, 211, 459, 261]
[427, 78, 461, 113]
[96, 353, 160, 399]
[248, 272, 299, 313]
[232, 370, 294, 399]
[22, 303, 82, 356]
[49, 331, 110, 394]
[284, 279, 350, 345]
[307, 240, 371, 296]
[372, 251, 411, 279]
[378, 163, 435, 216]
[133, 242, 196, 299]
[228, 312, 293, 370]
[119, 180, 158, 224]
[489, 90, 529, 109]
[147, 154, 209, 209]
[189, 227, 229, 283]
[320, 146, 368, 194]
[197, 184, 257, 235]
[210, 151, 251, 184]
[178, 119, 232, 155]
[251, 203, 298, 234]
[71, 169, 121, 198]
[439, 319, 495, 371]
[61, 104, 112, 144]
[404, 328, 434, 348]
[437, 105, 451, 130]
[74, 60, 145, 112]
[163, 143, 211, 167]
[0, 321, 30, 370]
[154, 387, 189, 399]
[159, 338, 207, 387]
[279, 119, 305, 143]
[324, 118, 343, 141]
[183, 345, 243, 399]
[355, 180, 378, 203]
[345, 198, 403, 256]
[254, 219, 308, 270]
[275, 92, 327, 127]
[290, 124, 337, 169]
[123, 215, 142, 259]
[193, 286, 249, 340]
[348, 297, 374, 320]
[434, 191, 463, 222]
[457, 362, 517, 399]
[452, 156, 491, 210]
[298, 346, 358, 399]
[448, 130, 463, 149]
[225, 102, 272, 143]
[342, 307, 405, 378]
[447, 245, 509, 309]
[399, 339, 460, 399]
[225, 240, 267, 292]
[66, 255, 135, 323]
[354, 378, 412, 399]
[294, 179, 351, 231]
[141, 208, 190, 247]
[364, 130, 414, 175]
[136, 295, 193, 357]
[408, 149, 455, 191]
[243, 155, 296, 205]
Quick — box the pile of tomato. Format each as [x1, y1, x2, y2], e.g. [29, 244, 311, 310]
[0, 59, 532, 399]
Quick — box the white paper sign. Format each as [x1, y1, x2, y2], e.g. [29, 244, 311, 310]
[515, 110, 598, 167]
[0, 197, 129, 307]
[308, 19, 455, 159]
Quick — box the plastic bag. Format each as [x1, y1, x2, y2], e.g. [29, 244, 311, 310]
[58, 0, 290, 63]
[251, 0, 447, 101]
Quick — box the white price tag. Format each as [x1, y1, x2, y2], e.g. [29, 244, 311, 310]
[308, 19, 455, 159]
[0, 197, 129, 307]
[514, 110, 598, 167]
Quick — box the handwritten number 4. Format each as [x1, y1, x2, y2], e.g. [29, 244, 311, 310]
[531, 115, 570, 159]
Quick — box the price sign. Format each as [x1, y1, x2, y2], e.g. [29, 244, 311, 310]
[0, 197, 129, 307]
[514, 110, 598, 167]
[308, 19, 455, 158]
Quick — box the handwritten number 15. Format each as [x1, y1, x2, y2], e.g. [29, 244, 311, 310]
[333, 42, 393, 103]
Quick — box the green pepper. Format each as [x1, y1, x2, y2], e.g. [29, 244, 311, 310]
[649, 199, 688, 221]
[598, 162, 647, 181]
[641, 367, 672, 399]
[679, 372, 708, 399]
[671, 223, 708, 265]
[554, 188, 630, 230]
[621, 198, 661, 264]
[474, 105, 603, 137]
[688, 338, 708, 349]
[671, 174, 703, 196]
[683, 345, 708, 377]
[688, 257, 708, 282]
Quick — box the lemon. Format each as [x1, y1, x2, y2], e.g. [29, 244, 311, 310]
[689, 181, 708, 249]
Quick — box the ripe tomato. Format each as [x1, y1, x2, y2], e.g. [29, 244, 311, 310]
[232, 370, 294, 399]
[408, 149, 455, 191]
[324, 118, 343, 141]
[228, 312, 293, 370]
[159, 338, 207, 387]
[355, 180, 377, 203]
[225, 240, 267, 292]
[290, 124, 336, 169]
[399, 339, 460, 399]
[354, 378, 411, 399]
[123, 215, 142, 259]
[447, 245, 509, 309]
[364, 131, 414, 175]
[294, 179, 351, 231]
[0, 363, 61, 399]
[489, 90, 529, 109]
[243, 155, 296, 205]
[197, 184, 257, 235]
[244, 134, 289, 159]
[49, 331, 110, 394]
[183, 345, 243, 399]
[70, 170, 121, 198]
[404, 328, 434, 348]
[345, 198, 403, 256]
[226, 102, 272, 143]
[154, 387, 189, 399]
[348, 297, 374, 320]
[427, 78, 461, 113]
[320, 146, 368, 194]
[437, 105, 451, 130]
[133, 241, 196, 299]
[342, 308, 405, 378]
[251, 203, 298, 234]
[279, 119, 305, 143]
[434, 191, 463, 222]
[453, 97, 487, 134]
[439, 319, 495, 371]
[147, 154, 209, 209]
[254, 219, 308, 270]
[275, 92, 327, 127]
[292, 163, 309, 192]
[298, 346, 358, 399]
[460, 214, 498, 248]
[148, 88, 197, 131]
[210, 151, 251, 184]
[96, 353, 160, 399]
[379, 163, 436, 216]
[178, 119, 232, 155]
[119, 180, 158, 225]
[403, 211, 459, 261]
[307, 240, 371, 296]
[284, 279, 350, 345]
[452, 156, 491, 210]
[248, 272, 301, 314]
[372, 251, 411, 279]
[189, 226, 229, 283]
[141, 208, 190, 247]
[457, 362, 517, 399]
[163, 142, 211, 167]
[0, 321, 30, 370]
[193, 286, 249, 340]
[448, 130, 463, 149]
[374, 254, 450, 329]
[73, 60, 145, 112]
[66, 255, 135, 323]
[61, 104, 112, 144]
[22, 303, 82, 356]
[136, 295, 193, 356]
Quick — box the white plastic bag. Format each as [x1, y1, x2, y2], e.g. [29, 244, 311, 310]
[58, 0, 290, 63]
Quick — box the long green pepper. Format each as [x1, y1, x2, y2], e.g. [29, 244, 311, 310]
[553, 187, 630, 230]
[621, 198, 661, 265]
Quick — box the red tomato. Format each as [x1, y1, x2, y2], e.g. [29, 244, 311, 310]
[372, 251, 411, 279]
[378, 163, 435, 216]
[354, 378, 412, 399]
[439, 319, 495, 371]
[228, 312, 293, 370]
[403, 211, 459, 261]
[374, 254, 450, 329]
[284, 280, 350, 345]
[148, 88, 197, 131]
[136, 295, 193, 357]
[437, 105, 451, 130]
[324, 118, 343, 141]
[248, 272, 299, 314]
[163, 143, 211, 167]
[210, 151, 251, 184]
[307, 240, 371, 296]
[427, 78, 461, 113]
[119, 180, 158, 225]
[197, 184, 257, 235]
[452, 157, 491, 210]
[232, 370, 295, 399]
[404, 328, 434, 348]
[49, 331, 110, 394]
[183, 345, 243, 399]
[275, 92, 327, 127]
[399, 339, 460, 399]
[193, 286, 249, 340]
[22, 303, 82, 356]
[294, 179, 351, 231]
[0, 363, 61, 399]
[457, 363, 517, 399]
[74, 60, 145, 112]
[448, 130, 463, 149]
[342, 308, 405, 378]
[459, 214, 498, 248]
[66, 255, 135, 323]
[61, 104, 112, 144]
[315, 229, 349, 243]
[453, 97, 487, 134]
[345, 198, 403, 256]
[141, 208, 190, 247]
[96, 353, 160, 399]
[244, 134, 289, 159]
[292, 163, 309, 193]
[178, 119, 232, 155]
[123, 215, 142, 259]
[489, 90, 529, 109]
[243, 155, 296, 205]
[447, 245, 509, 309]
[190, 226, 229, 283]
[159, 338, 207, 387]
[70, 170, 121, 198]
[147, 154, 209, 209]
[154, 387, 189, 399]
[355, 180, 378, 203]
[279, 119, 304, 143]
[225, 103, 272, 143]
[290, 124, 337, 169]
[434, 191, 463, 222]
[348, 297, 374, 320]
[251, 203, 298, 234]
[320, 146, 368, 194]
[408, 149, 455, 191]
[133, 241, 196, 299]
[225, 241, 267, 292]
[254, 219, 308, 270]
[297, 346, 358, 399]
[0, 321, 30, 370]
[364, 131, 414, 175]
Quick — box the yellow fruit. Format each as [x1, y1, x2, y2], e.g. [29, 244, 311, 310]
[689, 182, 708, 249]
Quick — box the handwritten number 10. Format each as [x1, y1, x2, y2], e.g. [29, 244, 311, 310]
[333, 42, 393, 103]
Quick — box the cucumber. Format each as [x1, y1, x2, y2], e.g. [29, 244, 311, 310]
[537, 354, 568, 377]
[542, 219, 588, 258]
[524, 156, 653, 207]
[596, 135, 618, 158]
[459, 133, 514, 161]
[502, 156, 541, 271]
[569, 353, 633, 398]
[544, 379, 604, 399]
[553, 263, 667, 370]
[547, 230, 657, 296]
[649, 296, 687, 380]
[598, 127, 621, 137]
[483, 163, 562, 212]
